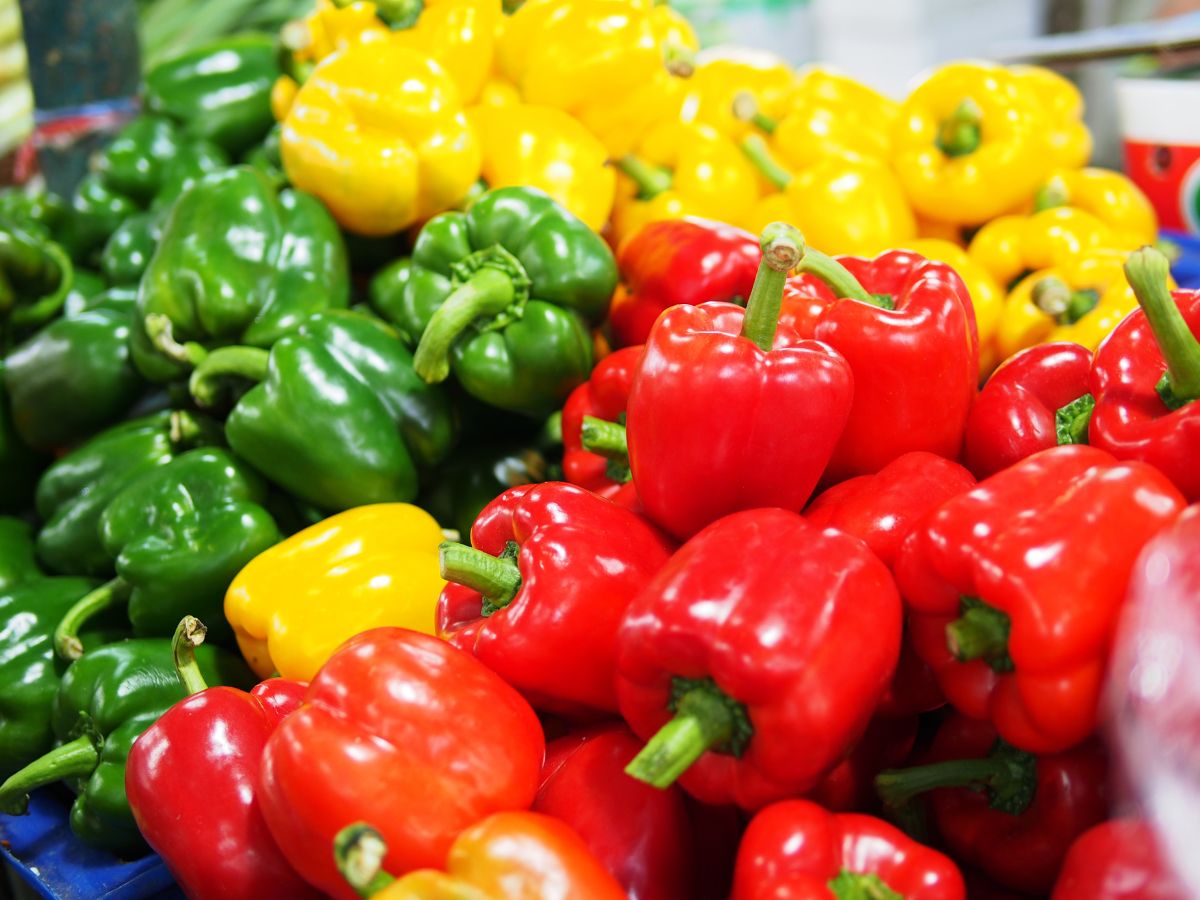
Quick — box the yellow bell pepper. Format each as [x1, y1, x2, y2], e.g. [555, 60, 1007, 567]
[916, 215, 967, 246]
[283, 0, 386, 68]
[1035, 167, 1158, 248]
[612, 121, 761, 246]
[280, 38, 481, 236]
[390, 0, 502, 104]
[466, 103, 614, 232]
[679, 47, 797, 140]
[225, 504, 446, 682]
[1010, 65, 1092, 171]
[893, 61, 1055, 226]
[476, 76, 521, 109]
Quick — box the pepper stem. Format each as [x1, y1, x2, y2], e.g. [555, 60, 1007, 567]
[875, 740, 1037, 815]
[1033, 176, 1069, 212]
[188, 345, 271, 408]
[173, 616, 210, 696]
[828, 871, 904, 900]
[732, 92, 779, 135]
[1055, 393, 1095, 445]
[580, 416, 628, 461]
[935, 98, 983, 158]
[144, 314, 209, 369]
[439, 541, 522, 617]
[0, 734, 100, 815]
[7, 240, 73, 328]
[53, 577, 131, 661]
[413, 268, 518, 384]
[169, 410, 223, 451]
[615, 156, 674, 201]
[663, 39, 696, 78]
[1124, 247, 1200, 408]
[796, 250, 879, 306]
[946, 596, 1014, 673]
[334, 823, 395, 898]
[740, 223, 805, 352]
[739, 135, 793, 191]
[371, 0, 422, 29]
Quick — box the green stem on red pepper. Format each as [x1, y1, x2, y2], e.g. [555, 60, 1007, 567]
[580, 416, 628, 461]
[173, 616, 210, 696]
[875, 739, 1038, 816]
[615, 156, 674, 201]
[334, 822, 396, 898]
[0, 732, 100, 815]
[54, 577, 132, 661]
[188, 345, 271, 408]
[1124, 246, 1200, 410]
[1055, 393, 1095, 445]
[828, 870, 904, 900]
[440, 540, 522, 617]
[796, 249, 882, 307]
[740, 223, 805, 352]
[935, 98, 983, 158]
[732, 92, 780, 135]
[946, 596, 1014, 673]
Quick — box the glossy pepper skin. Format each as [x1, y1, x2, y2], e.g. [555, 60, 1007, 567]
[438, 482, 674, 715]
[561, 345, 641, 497]
[100, 211, 163, 287]
[0, 216, 74, 341]
[679, 48, 797, 141]
[0, 636, 253, 855]
[877, 714, 1109, 895]
[0, 518, 38, 590]
[258, 627, 545, 897]
[94, 115, 230, 210]
[963, 342, 1094, 480]
[131, 165, 350, 382]
[226, 504, 447, 682]
[390, 0, 501, 105]
[618, 507, 902, 808]
[626, 226, 853, 540]
[189, 310, 456, 512]
[418, 441, 549, 539]
[732, 799, 966, 900]
[57, 174, 139, 267]
[1037, 167, 1158, 247]
[126, 619, 320, 900]
[390, 186, 617, 417]
[784, 248, 979, 484]
[897, 445, 1186, 753]
[1011, 66, 1092, 171]
[609, 217, 760, 349]
[1052, 820, 1189, 900]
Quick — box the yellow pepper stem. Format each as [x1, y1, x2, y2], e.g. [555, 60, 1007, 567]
[1124, 246, 1200, 408]
[173, 616, 210, 696]
[615, 156, 674, 201]
[740, 135, 792, 191]
[740, 223, 805, 352]
[664, 39, 696, 78]
[936, 98, 983, 158]
[334, 823, 396, 899]
[732, 92, 779, 135]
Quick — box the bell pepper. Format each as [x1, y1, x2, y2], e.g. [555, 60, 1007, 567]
[0, 635, 252, 855]
[732, 799, 966, 900]
[0, 187, 68, 236]
[896, 445, 1185, 753]
[1011, 65, 1092, 171]
[964, 341, 1095, 479]
[626, 225, 853, 540]
[0, 216, 74, 341]
[126, 618, 320, 900]
[244, 124, 285, 189]
[143, 34, 279, 156]
[280, 38, 481, 237]
[437, 482, 673, 715]
[391, 0, 502, 105]
[678, 48, 797, 141]
[1089, 248, 1200, 501]
[465, 102, 615, 232]
[0, 376, 44, 512]
[1052, 819, 1189, 900]
[385, 186, 616, 416]
[876, 713, 1109, 895]
[0, 518, 38, 590]
[335, 811, 626, 899]
[612, 121, 762, 247]
[609, 217, 760, 349]
[57, 174, 140, 267]
[281, 0, 386, 74]
[225, 504, 446, 681]
[258, 627, 544, 896]
[188, 310, 456, 512]
[94, 116, 226, 210]
[100, 211, 163, 287]
[894, 61, 1058, 226]
[131, 165, 350, 382]
[34, 410, 221, 577]
[561, 345, 641, 498]
[1036, 167, 1158, 247]
[535, 724, 695, 900]
[418, 441, 549, 539]
[783, 248, 979, 485]
[806, 716, 919, 814]
[618, 506, 901, 807]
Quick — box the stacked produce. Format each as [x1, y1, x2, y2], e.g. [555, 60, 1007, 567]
[0, 0, 1195, 897]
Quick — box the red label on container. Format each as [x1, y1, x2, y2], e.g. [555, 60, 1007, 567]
[1123, 140, 1200, 234]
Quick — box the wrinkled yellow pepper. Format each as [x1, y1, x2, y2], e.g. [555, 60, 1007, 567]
[1011, 65, 1092, 171]
[679, 47, 797, 140]
[225, 504, 446, 682]
[1036, 167, 1158, 248]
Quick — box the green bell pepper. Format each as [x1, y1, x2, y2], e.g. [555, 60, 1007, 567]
[63, 269, 107, 315]
[53, 446, 281, 655]
[144, 34, 279, 157]
[419, 442, 549, 538]
[0, 372, 45, 512]
[372, 186, 616, 417]
[0, 627, 253, 855]
[100, 211, 163, 287]
[57, 175, 140, 267]
[0, 188, 68, 237]
[0, 518, 40, 590]
[35, 410, 221, 576]
[131, 166, 350, 382]
[189, 310, 457, 512]
[95, 116, 186, 208]
[0, 217, 74, 341]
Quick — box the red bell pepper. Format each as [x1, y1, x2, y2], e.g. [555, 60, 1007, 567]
[731, 799, 966, 900]
[626, 225, 854, 540]
[876, 713, 1109, 896]
[257, 627, 544, 899]
[126, 618, 318, 900]
[1090, 247, 1200, 501]
[806, 715, 918, 814]
[609, 217, 761, 348]
[437, 482, 674, 715]
[617, 507, 902, 809]
[561, 345, 641, 498]
[535, 724, 694, 900]
[782, 248, 979, 484]
[964, 341, 1095, 479]
[896, 445, 1186, 753]
[1052, 819, 1190, 900]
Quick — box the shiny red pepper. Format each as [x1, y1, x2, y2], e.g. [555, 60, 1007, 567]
[126, 618, 318, 900]
[731, 798, 966, 900]
[1090, 248, 1200, 501]
[617, 507, 902, 809]
[626, 225, 854, 540]
[782, 249, 979, 484]
[964, 341, 1095, 480]
[896, 445, 1186, 753]
[257, 627, 544, 898]
[561, 345, 641, 498]
[1052, 819, 1190, 900]
[437, 482, 674, 716]
[609, 217, 761, 348]
[876, 713, 1109, 896]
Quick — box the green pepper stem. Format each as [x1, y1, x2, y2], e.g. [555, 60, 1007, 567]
[875, 741, 1037, 815]
[1055, 393, 1095, 446]
[54, 577, 131, 661]
[828, 870, 904, 900]
[7, 240, 73, 328]
[739, 135, 793, 191]
[731, 92, 779, 135]
[173, 616, 210, 696]
[1032, 277, 1071, 318]
[169, 410, 223, 451]
[1124, 247, 1200, 405]
[740, 223, 805, 352]
[663, 39, 696, 78]
[413, 268, 517, 385]
[0, 734, 100, 815]
[188, 345, 272, 408]
[615, 156, 674, 201]
[935, 98, 983, 158]
[144, 314, 209, 369]
[439, 541, 522, 616]
[1033, 176, 1069, 212]
[796, 250, 878, 305]
[371, 0, 422, 29]
[946, 598, 1013, 673]
[580, 416, 628, 462]
[333, 823, 395, 898]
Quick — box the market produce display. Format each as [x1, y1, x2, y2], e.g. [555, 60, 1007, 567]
[0, 0, 1196, 897]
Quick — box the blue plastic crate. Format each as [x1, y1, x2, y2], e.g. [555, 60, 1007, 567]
[1165, 229, 1200, 290]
